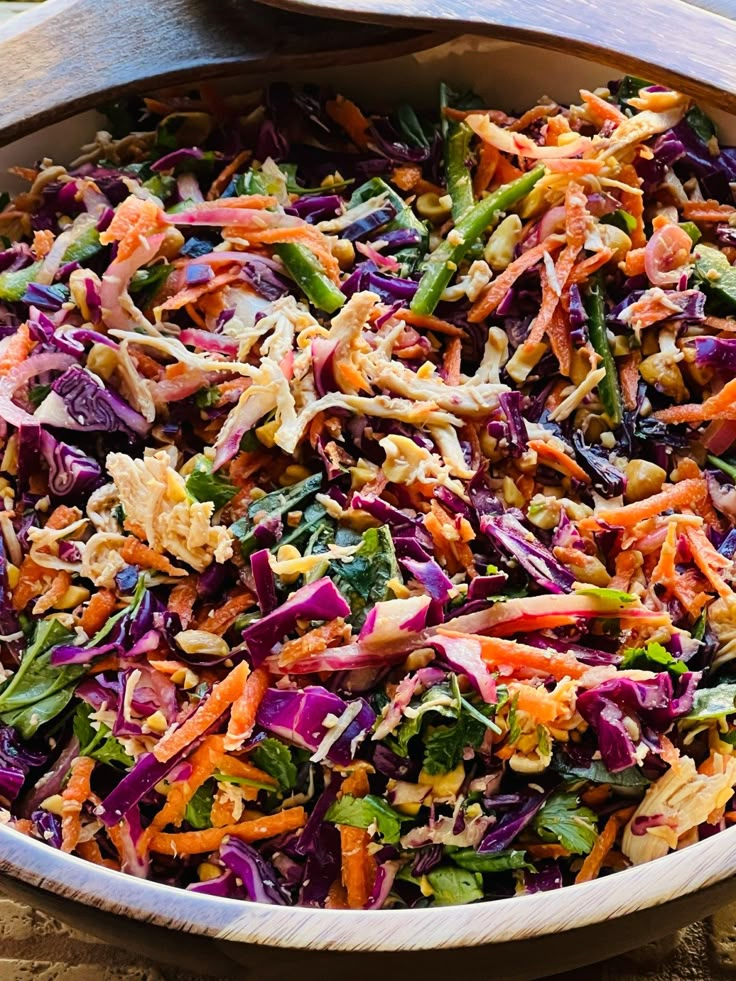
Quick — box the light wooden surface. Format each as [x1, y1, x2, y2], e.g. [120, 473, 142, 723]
[252, 0, 736, 112]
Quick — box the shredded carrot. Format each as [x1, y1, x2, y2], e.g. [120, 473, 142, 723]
[582, 478, 707, 530]
[389, 308, 464, 337]
[469, 237, 564, 322]
[652, 520, 678, 589]
[76, 838, 118, 870]
[684, 525, 733, 598]
[443, 337, 462, 385]
[225, 225, 341, 285]
[32, 228, 55, 258]
[153, 660, 251, 763]
[325, 95, 372, 149]
[655, 377, 736, 425]
[512, 684, 564, 723]
[80, 589, 117, 636]
[545, 158, 603, 175]
[618, 165, 645, 248]
[149, 807, 307, 855]
[12, 557, 47, 611]
[528, 438, 590, 483]
[673, 567, 711, 618]
[224, 665, 270, 751]
[279, 618, 350, 667]
[340, 825, 376, 909]
[120, 537, 184, 576]
[215, 752, 277, 787]
[325, 880, 350, 909]
[0, 322, 35, 374]
[210, 793, 239, 827]
[619, 352, 641, 411]
[473, 143, 500, 196]
[61, 756, 95, 854]
[99, 196, 167, 261]
[622, 248, 646, 277]
[441, 629, 587, 680]
[46, 504, 82, 531]
[575, 807, 636, 883]
[681, 199, 736, 221]
[581, 784, 611, 807]
[33, 571, 71, 615]
[197, 587, 254, 635]
[391, 165, 422, 192]
[157, 268, 243, 313]
[207, 149, 252, 201]
[545, 114, 571, 146]
[491, 155, 524, 187]
[88, 655, 121, 675]
[168, 578, 198, 630]
[568, 248, 614, 284]
[580, 89, 626, 125]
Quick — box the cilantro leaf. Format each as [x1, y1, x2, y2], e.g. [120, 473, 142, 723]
[328, 525, 401, 629]
[72, 703, 133, 769]
[325, 793, 406, 844]
[185, 782, 215, 830]
[250, 738, 298, 791]
[621, 641, 686, 676]
[230, 473, 322, 558]
[185, 458, 237, 511]
[425, 866, 483, 906]
[532, 791, 598, 855]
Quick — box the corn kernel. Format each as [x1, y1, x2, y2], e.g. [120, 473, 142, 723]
[86, 343, 118, 381]
[198, 862, 223, 882]
[40, 794, 65, 816]
[145, 710, 169, 733]
[256, 420, 279, 448]
[55, 586, 91, 610]
[279, 464, 311, 487]
[175, 630, 229, 658]
[6, 564, 19, 589]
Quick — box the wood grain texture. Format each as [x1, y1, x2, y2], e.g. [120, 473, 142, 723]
[0, 0, 435, 147]
[253, 0, 736, 111]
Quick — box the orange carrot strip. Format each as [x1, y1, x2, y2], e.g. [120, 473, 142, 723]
[580, 89, 626, 125]
[526, 843, 571, 859]
[32, 570, 71, 615]
[442, 629, 588, 680]
[469, 237, 564, 322]
[443, 337, 462, 385]
[157, 269, 243, 313]
[326, 95, 372, 149]
[581, 784, 611, 807]
[619, 353, 641, 412]
[61, 756, 95, 854]
[654, 377, 736, 425]
[575, 807, 636, 884]
[149, 736, 225, 837]
[149, 807, 307, 855]
[340, 826, 376, 909]
[197, 587, 255, 636]
[473, 143, 500, 196]
[491, 155, 524, 187]
[46, 505, 81, 530]
[325, 880, 350, 909]
[584, 478, 707, 529]
[214, 753, 277, 787]
[390, 308, 464, 337]
[226, 226, 340, 285]
[153, 661, 251, 763]
[622, 248, 646, 277]
[545, 114, 571, 146]
[681, 199, 736, 221]
[684, 526, 733, 598]
[568, 248, 614, 284]
[512, 684, 563, 723]
[11, 557, 47, 612]
[168, 578, 198, 630]
[652, 520, 678, 589]
[120, 537, 184, 576]
[224, 666, 270, 751]
[618, 165, 645, 248]
[99, 197, 167, 262]
[80, 589, 118, 636]
[528, 439, 590, 483]
[544, 158, 603, 175]
[0, 323, 35, 374]
[207, 149, 252, 201]
[88, 655, 121, 675]
[76, 838, 113, 868]
[391, 165, 422, 192]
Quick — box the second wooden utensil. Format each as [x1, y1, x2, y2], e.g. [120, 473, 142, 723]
[252, 0, 736, 112]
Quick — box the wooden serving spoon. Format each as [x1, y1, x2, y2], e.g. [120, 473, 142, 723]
[0, 0, 435, 147]
[251, 0, 736, 112]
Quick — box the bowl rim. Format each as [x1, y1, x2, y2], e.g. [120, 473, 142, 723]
[2, 821, 736, 951]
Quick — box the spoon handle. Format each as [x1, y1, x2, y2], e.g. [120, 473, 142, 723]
[0, 0, 432, 147]
[253, 0, 736, 112]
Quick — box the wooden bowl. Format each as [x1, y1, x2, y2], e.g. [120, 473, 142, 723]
[1, 34, 735, 980]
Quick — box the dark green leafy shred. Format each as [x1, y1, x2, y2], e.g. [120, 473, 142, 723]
[425, 866, 484, 906]
[325, 793, 406, 844]
[73, 702, 133, 768]
[185, 458, 237, 511]
[250, 738, 298, 791]
[328, 525, 400, 629]
[531, 791, 598, 855]
[447, 847, 532, 873]
[184, 782, 215, 830]
[621, 641, 687, 676]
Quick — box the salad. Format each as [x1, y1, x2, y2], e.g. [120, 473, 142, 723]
[1, 76, 736, 911]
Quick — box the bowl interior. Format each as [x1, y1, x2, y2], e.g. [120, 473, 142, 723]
[1, 33, 735, 955]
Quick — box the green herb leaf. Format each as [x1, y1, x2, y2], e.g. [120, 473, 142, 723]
[552, 751, 650, 788]
[532, 791, 598, 855]
[231, 473, 322, 558]
[0, 619, 79, 738]
[129, 263, 173, 306]
[686, 104, 716, 143]
[185, 458, 237, 511]
[325, 793, 406, 844]
[73, 703, 133, 768]
[447, 847, 532, 873]
[250, 738, 298, 791]
[185, 782, 215, 830]
[426, 865, 483, 906]
[621, 640, 686, 676]
[329, 525, 400, 629]
[615, 75, 652, 112]
[683, 683, 736, 723]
